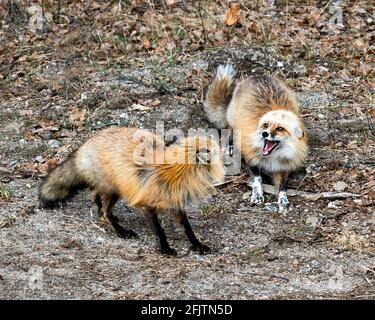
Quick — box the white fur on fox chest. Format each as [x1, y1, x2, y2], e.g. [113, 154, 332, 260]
[249, 156, 294, 173]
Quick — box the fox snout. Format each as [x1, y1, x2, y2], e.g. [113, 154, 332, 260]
[261, 130, 279, 140]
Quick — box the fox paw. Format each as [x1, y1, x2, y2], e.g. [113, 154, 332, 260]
[160, 247, 177, 256]
[251, 193, 264, 205]
[116, 229, 138, 239]
[278, 191, 292, 213]
[192, 243, 211, 255]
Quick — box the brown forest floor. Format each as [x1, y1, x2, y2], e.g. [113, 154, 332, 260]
[0, 1, 374, 299]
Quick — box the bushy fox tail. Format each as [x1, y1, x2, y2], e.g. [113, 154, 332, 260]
[204, 64, 236, 129]
[38, 152, 87, 208]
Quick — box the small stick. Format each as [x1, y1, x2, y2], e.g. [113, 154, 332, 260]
[361, 265, 375, 275]
[197, 0, 207, 44]
[214, 174, 247, 187]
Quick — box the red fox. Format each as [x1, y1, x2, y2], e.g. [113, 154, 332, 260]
[39, 127, 225, 255]
[204, 65, 308, 212]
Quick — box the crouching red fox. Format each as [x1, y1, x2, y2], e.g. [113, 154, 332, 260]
[39, 127, 225, 255]
[204, 65, 308, 212]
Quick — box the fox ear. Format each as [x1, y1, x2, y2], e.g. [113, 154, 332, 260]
[294, 124, 304, 138]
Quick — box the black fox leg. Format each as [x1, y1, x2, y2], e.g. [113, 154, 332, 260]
[91, 190, 102, 216]
[228, 131, 234, 157]
[144, 208, 176, 256]
[273, 172, 290, 212]
[100, 193, 137, 238]
[175, 210, 211, 254]
[248, 165, 264, 205]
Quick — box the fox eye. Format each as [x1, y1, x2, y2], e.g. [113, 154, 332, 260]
[263, 123, 268, 129]
[276, 127, 285, 132]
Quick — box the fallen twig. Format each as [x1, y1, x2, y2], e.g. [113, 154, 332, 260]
[217, 175, 361, 201]
[262, 184, 361, 200]
[361, 265, 375, 275]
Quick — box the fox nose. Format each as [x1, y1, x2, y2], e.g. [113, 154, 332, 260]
[262, 131, 269, 138]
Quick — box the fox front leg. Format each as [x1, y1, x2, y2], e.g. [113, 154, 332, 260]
[273, 172, 291, 213]
[248, 165, 264, 205]
[174, 209, 211, 254]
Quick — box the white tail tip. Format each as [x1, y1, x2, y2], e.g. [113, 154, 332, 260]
[216, 64, 236, 79]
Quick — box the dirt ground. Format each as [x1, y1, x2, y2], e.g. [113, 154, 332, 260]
[0, 1, 374, 299]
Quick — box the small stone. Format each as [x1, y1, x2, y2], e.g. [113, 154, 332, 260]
[317, 113, 325, 119]
[19, 139, 27, 145]
[264, 202, 278, 212]
[327, 202, 337, 209]
[277, 61, 284, 68]
[40, 130, 54, 140]
[293, 64, 307, 76]
[34, 156, 44, 163]
[48, 139, 61, 148]
[327, 200, 343, 209]
[311, 260, 321, 269]
[333, 181, 348, 191]
[306, 215, 320, 227]
[317, 66, 329, 74]
[80, 92, 88, 101]
[54, 106, 66, 115]
[242, 192, 251, 200]
[96, 237, 105, 243]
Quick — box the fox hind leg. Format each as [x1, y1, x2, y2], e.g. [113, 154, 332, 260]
[91, 190, 102, 217]
[97, 193, 137, 239]
[144, 208, 177, 256]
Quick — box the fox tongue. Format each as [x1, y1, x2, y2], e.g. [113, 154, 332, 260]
[263, 140, 277, 155]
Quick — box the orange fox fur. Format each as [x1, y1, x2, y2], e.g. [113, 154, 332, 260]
[39, 127, 224, 255]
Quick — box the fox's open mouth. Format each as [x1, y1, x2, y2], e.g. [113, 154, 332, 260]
[262, 140, 279, 156]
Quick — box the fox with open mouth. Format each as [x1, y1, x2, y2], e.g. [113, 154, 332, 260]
[204, 64, 308, 212]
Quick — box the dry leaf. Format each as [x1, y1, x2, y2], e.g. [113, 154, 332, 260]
[17, 55, 28, 63]
[354, 38, 366, 50]
[0, 218, 14, 228]
[141, 35, 151, 49]
[248, 21, 260, 33]
[225, 3, 241, 26]
[130, 104, 151, 111]
[166, 0, 181, 5]
[143, 11, 155, 27]
[214, 30, 225, 43]
[46, 159, 59, 171]
[359, 62, 373, 76]
[69, 107, 87, 128]
[150, 99, 161, 107]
